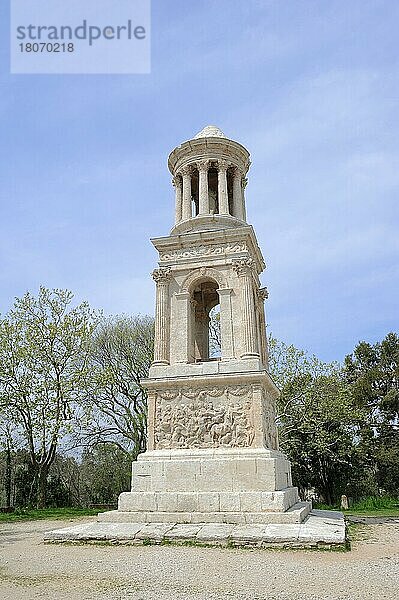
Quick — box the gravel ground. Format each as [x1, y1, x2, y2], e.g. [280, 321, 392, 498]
[0, 517, 398, 600]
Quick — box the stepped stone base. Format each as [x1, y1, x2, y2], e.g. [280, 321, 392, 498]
[44, 509, 346, 548]
[128, 448, 294, 493]
[98, 447, 311, 526]
[98, 501, 310, 525]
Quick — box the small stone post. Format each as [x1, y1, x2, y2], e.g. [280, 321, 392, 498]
[341, 495, 349, 510]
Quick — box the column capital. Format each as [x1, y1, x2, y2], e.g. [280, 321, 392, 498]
[258, 286, 269, 301]
[217, 159, 230, 172]
[172, 175, 182, 188]
[232, 257, 254, 277]
[196, 159, 210, 172]
[232, 165, 242, 177]
[175, 291, 191, 300]
[152, 267, 172, 283]
[180, 165, 193, 177]
[217, 287, 233, 296]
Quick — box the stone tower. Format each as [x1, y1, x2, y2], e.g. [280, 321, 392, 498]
[109, 126, 309, 524]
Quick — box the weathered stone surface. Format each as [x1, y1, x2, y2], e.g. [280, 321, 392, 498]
[97, 501, 310, 526]
[195, 523, 234, 542]
[135, 523, 175, 541]
[45, 510, 346, 547]
[127, 448, 295, 499]
[164, 523, 203, 540]
[46, 522, 143, 541]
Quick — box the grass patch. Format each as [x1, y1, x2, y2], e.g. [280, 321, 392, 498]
[0, 507, 106, 523]
[314, 496, 399, 517]
[345, 508, 399, 517]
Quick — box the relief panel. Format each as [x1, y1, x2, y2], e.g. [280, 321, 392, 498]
[154, 385, 255, 449]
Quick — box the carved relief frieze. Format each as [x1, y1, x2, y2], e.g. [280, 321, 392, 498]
[154, 385, 255, 449]
[261, 388, 279, 450]
[159, 242, 247, 262]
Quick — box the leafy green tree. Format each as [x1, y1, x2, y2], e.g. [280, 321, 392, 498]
[0, 414, 17, 508]
[344, 332, 399, 495]
[79, 444, 131, 505]
[47, 453, 82, 507]
[269, 336, 360, 503]
[0, 287, 97, 508]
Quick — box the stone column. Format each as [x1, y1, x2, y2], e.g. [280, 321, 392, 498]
[197, 160, 209, 215]
[218, 288, 234, 359]
[233, 258, 259, 358]
[152, 267, 172, 365]
[232, 166, 244, 220]
[173, 175, 183, 223]
[258, 287, 269, 368]
[174, 292, 191, 363]
[181, 166, 192, 221]
[218, 160, 229, 215]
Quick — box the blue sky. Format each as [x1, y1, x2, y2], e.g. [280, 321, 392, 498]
[0, 0, 398, 362]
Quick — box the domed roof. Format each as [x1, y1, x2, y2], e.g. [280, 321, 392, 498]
[194, 125, 226, 139]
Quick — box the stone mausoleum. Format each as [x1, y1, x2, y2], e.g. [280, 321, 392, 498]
[102, 125, 309, 525]
[46, 126, 345, 546]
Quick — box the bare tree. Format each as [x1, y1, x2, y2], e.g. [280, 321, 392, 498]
[209, 306, 221, 358]
[82, 315, 154, 460]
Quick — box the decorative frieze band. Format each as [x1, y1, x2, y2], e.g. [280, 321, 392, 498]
[159, 242, 247, 262]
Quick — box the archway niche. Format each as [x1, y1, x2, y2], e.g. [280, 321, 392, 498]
[191, 168, 199, 216]
[190, 279, 220, 362]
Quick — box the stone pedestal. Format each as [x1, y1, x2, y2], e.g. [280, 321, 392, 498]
[99, 370, 309, 526]
[98, 447, 309, 525]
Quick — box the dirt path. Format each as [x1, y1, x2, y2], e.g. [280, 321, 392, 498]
[0, 517, 398, 599]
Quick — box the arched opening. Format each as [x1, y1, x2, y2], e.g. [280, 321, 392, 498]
[209, 305, 221, 358]
[190, 279, 220, 362]
[191, 168, 199, 216]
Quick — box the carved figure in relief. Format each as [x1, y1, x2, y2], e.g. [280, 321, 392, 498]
[154, 388, 255, 449]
